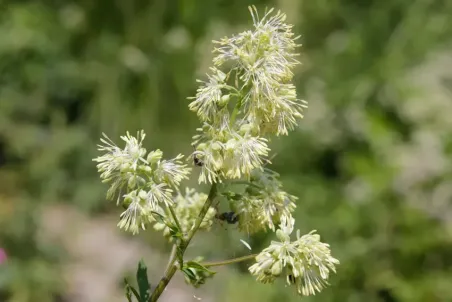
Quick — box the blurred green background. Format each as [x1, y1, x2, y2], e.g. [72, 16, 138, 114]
[1, 0, 452, 301]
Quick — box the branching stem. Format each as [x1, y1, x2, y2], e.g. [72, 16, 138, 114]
[149, 183, 218, 302]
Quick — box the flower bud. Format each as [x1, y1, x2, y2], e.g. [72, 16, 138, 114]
[141, 165, 152, 173]
[276, 229, 290, 243]
[123, 195, 133, 207]
[215, 69, 227, 82]
[271, 260, 282, 276]
[128, 175, 137, 189]
[147, 149, 163, 164]
[260, 258, 274, 271]
[138, 189, 147, 199]
[153, 222, 165, 231]
[197, 143, 207, 151]
[239, 124, 252, 135]
[120, 163, 131, 172]
[260, 32, 270, 44]
[225, 139, 236, 150]
[218, 94, 230, 107]
[211, 142, 222, 151]
[136, 176, 146, 187]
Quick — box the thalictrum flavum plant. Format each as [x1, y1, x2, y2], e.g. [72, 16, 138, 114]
[93, 6, 339, 301]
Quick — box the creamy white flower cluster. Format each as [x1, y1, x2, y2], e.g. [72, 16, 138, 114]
[232, 169, 297, 234]
[93, 7, 338, 297]
[189, 7, 307, 184]
[93, 131, 191, 234]
[249, 217, 340, 296]
[153, 188, 217, 240]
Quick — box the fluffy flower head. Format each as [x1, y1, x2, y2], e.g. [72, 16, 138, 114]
[232, 169, 297, 234]
[189, 6, 307, 184]
[249, 218, 339, 296]
[93, 130, 191, 234]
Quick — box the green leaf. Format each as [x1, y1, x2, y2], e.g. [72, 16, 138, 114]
[151, 211, 166, 224]
[186, 261, 216, 275]
[181, 261, 217, 288]
[185, 261, 205, 270]
[136, 259, 151, 302]
[151, 211, 184, 241]
[124, 278, 140, 302]
[182, 267, 196, 279]
[125, 282, 133, 302]
[168, 225, 183, 239]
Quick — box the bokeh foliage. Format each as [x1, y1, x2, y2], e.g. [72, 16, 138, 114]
[1, 0, 452, 301]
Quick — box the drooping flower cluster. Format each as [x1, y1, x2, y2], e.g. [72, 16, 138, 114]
[93, 131, 191, 234]
[189, 6, 307, 184]
[231, 169, 297, 234]
[249, 217, 339, 296]
[153, 188, 217, 240]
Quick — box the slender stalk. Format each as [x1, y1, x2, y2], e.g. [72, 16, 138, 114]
[185, 183, 217, 245]
[165, 244, 177, 273]
[149, 264, 177, 302]
[149, 183, 218, 302]
[201, 253, 258, 268]
[229, 88, 244, 126]
[230, 102, 241, 126]
[168, 206, 183, 236]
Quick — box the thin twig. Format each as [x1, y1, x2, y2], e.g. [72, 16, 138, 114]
[201, 253, 258, 268]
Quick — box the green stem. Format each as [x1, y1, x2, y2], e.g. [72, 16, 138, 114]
[201, 253, 258, 268]
[230, 101, 241, 126]
[165, 244, 177, 272]
[185, 183, 218, 245]
[168, 206, 183, 236]
[149, 264, 177, 302]
[149, 183, 218, 302]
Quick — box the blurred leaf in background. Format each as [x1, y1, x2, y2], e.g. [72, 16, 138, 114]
[1, 0, 452, 301]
